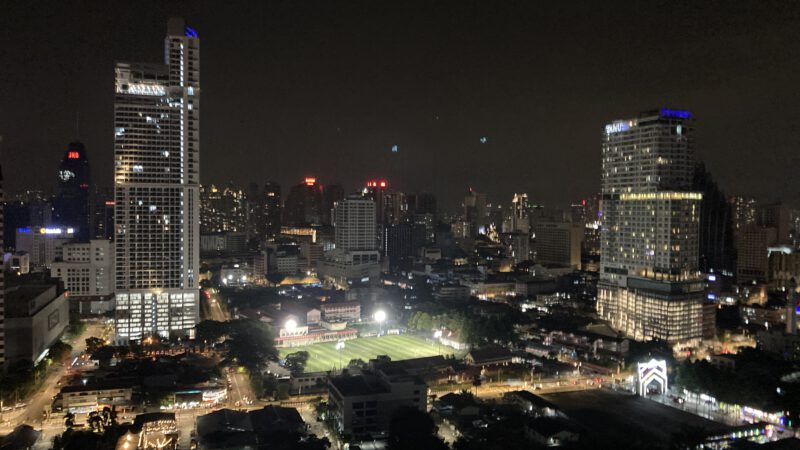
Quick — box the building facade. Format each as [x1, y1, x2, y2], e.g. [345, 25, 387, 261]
[53, 142, 91, 241]
[51, 240, 113, 296]
[113, 18, 200, 340]
[597, 109, 706, 343]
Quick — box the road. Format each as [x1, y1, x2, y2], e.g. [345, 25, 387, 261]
[0, 320, 108, 448]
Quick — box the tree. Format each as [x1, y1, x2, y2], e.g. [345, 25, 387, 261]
[64, 412, 75, 430]
[195, 320, 228, 343]
[284, 351, 310, 373]
[49, 340, 73, 363]
[388, 407, 447, 450]
[227, 319, 278, 371]
[85, 337, 105, 354]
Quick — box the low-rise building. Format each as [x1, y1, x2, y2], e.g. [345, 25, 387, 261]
[320, 301, 361, 323]
[59, 381, 134, 414]
[464, 346, 513, 367]
[328, 366, 427, 439]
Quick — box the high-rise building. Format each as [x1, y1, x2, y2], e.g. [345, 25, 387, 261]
[51, 240, 114, 314]
[321, 183, 343, 226]
[283, 178, 324, 226]
[597, 109, 706, 343]
[91, 187, 115, 240]
[113, 18, 200, 340]
[693, 163, 735, 275]
[731, 196, 757, 231]
[464, 188, 488, 237]
[318, 195, 380, 288]
[262, 181, 282, 238]
[334, 196, 377, 251]
[533, 221, 582, 269]
[53, 142, 91, 241]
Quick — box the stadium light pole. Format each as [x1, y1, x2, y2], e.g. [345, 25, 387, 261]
[374, 310, 386, 337]
[336, 340, 346, 372]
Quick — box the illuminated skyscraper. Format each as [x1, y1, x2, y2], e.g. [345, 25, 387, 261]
[597, 109, 707, 343]
[113, 18, 200, 340]
[53, 142, 90, 241]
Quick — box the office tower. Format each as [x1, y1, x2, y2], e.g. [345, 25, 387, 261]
[262, 181, 282, 238]
[322, 183, 343, 226]
[731, 196, 757, 231]
[283, 177, 324, 226]
[736, 203, 790, 284]
[92, 188, 115, 240]
[464, 188, 488, 236]
[53, 142, 91, 241]
[406, 192, 437, 217]
[509, 193, 530, 233]
[363, 180, 389, 251]
[384, 222, 426, 269]
[533, 221, 582, 269]
[597, 108, 706, 343]
[692, 162, 735, 275]
[113, 18, 200, 340]
[318, 195, 380, 288]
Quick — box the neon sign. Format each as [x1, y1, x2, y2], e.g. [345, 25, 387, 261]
[605, 121, 630, 134]
[185, 26, 198, 38]
[660, 108, 692, 119]
[67, 151, 80, 159]
[304, 177, 316, 186]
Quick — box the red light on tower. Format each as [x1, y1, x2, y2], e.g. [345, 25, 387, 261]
[304, 177, 316, 186]
[582, 199, 586, 206]
[67, 151, 80, 159]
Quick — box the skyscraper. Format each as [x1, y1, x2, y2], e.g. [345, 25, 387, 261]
[113, 18, 200, 340]
[597, 109, 706, 343]
[262, 181, 282, 238]
[283, 178, 323, 226]
[53, 142, 91, 241]
[318, 195, 380, 287]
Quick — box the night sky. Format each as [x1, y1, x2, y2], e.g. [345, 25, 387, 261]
[2, 0, 800, 209]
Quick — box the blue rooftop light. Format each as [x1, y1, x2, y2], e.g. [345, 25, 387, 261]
[660, 108, 692, 119]
[185, 26, 198, 38]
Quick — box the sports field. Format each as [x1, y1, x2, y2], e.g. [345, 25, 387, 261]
[278, 334, 465, 373]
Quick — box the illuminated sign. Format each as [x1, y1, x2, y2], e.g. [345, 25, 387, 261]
[67, 151, 80, 159]
[37, 227, 75, 235]
[304, 177, 316, 186]
[185, 26, 198, 38]
[17, 227, 31, 233]
[605, 121, 630, 134]
[620, 192, 703, 201]
[105, 201, 116, 206]
[116, 83, 166, 96]
[660, 108, 692, 119]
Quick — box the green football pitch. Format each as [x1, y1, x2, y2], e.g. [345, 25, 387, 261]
[278, 334, 465, 373]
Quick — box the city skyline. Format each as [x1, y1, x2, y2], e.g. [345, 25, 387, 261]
[3, 1, 800, 208]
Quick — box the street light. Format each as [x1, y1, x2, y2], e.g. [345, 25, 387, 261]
[374, 310, 386, 336]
